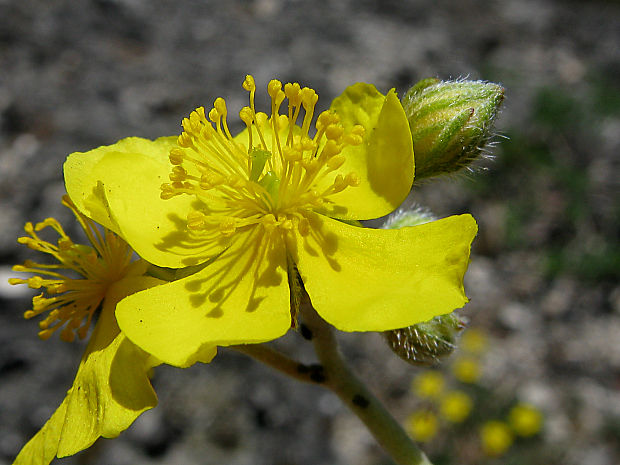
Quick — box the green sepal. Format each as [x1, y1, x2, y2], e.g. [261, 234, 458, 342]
[402, 79, 505, 180]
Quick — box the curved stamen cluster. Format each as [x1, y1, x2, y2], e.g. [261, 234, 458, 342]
[160, 75, 365, 237]
[9, 196, 134, 342]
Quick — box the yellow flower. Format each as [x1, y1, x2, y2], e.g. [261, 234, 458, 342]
[412, 371, 445, 399]
[460, 327, 488, 354]
[406, 410, 439, 442]
[480, 420, 513, 457]
[440, 390, 472, 423]
[63, 75, 477, 367]
[508, 403, 543, 437]
[452, 356, 481, 383]
[8, 196, 205, 465]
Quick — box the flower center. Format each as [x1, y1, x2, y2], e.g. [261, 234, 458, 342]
[160, 75, 365, 237]
[9, 196, 134, 342]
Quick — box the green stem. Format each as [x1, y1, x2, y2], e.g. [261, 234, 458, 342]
[230, 343, 326, 384]
[302, 306, 432, 465]
[232, 307, 432, 465]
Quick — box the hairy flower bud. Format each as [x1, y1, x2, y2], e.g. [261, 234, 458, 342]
[402, 78, 505, 180]
[384, 313, 467, 366]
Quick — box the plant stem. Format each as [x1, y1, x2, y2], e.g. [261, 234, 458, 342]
[232, 306, 433, 465]
[230, 343, 326, 384]
[302, 305, 433, 465]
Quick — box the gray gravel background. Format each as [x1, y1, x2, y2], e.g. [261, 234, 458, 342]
[1, 1, 619, 464]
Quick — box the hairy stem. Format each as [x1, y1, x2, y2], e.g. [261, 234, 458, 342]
[232, 305, 432, 465]
[302, 305, 433, 465]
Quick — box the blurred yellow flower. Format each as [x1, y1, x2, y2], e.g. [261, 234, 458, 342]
[440, 390, 473, 423]
[460, 328, 488, 354]
[480, 420, 513, 457]
[452, 356, 481, 383]
[406, 410, 439, 442]
[509, 403, 543, 437]
[412, 370, 445, 399]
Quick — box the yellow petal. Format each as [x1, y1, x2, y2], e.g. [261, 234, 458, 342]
[290, 213, 477, 331]
[318, 84, 414, 220]
[12, 400, 68, 465]
[116, 227, 291, 367]
[64, 136, 176, 232]
[65, 138, 230, 268]
[13, 276, 163, 464]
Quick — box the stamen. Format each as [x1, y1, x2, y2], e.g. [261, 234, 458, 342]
[11, 195, 135, 342]
[162, 76, 367, 238]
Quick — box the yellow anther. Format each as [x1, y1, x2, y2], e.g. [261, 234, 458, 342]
[201, 171, 225, 187]
[160, 183, 179, 199]
[332, 174, 346, 192]
[177, 132, 193, 148]
[344, 125, 365, 146]
[261, 213, 277, 227]
[300, 87, 318, 109]
[281, 219, 293, 230]
[27, 276, 44, 289]
[283, 146, 302, 161]
[208, 107, 219, 123]
[77, 325, 89, 340]
[316, 111, 332, 130]
[327, 154, 346, 170]
[189, 110, 204, 129]
[57, 237, 73, 250]
[322, 140, 341, 158]
[169, 148, 185, 165]
[273, 90, 286, 109]
[60, 327, 75, 342]
[38, 329, 55, 341]
[219, 218, 236, 236]
[344, 133, 364, 146]
[169, 166, 188, 182]
[194, 106, 207, 120]
[302, 158, 319, 173]
[16, 237, 31, 246]
[345, 172, 361, 187]
[351, 124, 365, 136]
[187, 211, 206, 229]
[243, 75, 256, 92]
[239, 106, 253, 126]
[255, 112, 268, 127]
[47, 283, 66, 294]
[325, 124, 344, 141]
[277, 114, 289, 128]
[214, 97, 227, 117]
[34, 218, 55, 230]
[268, 79, 283, 99]
[284, 82, 302, 106]
[301, 137, 316, 151]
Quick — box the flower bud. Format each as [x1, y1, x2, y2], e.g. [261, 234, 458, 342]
[402, 78, 504, 180]
[381, 204, 436, 229]
[384, 313, 467, 366]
